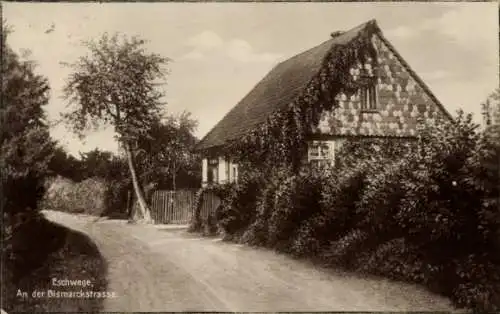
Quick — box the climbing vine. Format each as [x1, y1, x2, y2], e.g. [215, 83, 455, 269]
[221, 21, 380, 172]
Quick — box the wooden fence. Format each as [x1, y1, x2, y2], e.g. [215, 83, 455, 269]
[150, 190, 196, 224]
[131, 189, 221, 225]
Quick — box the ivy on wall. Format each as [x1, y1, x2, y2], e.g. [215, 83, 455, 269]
[221, 22, 380, 172]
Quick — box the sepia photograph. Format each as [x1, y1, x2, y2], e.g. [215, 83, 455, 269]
[2, 1, 499, 313]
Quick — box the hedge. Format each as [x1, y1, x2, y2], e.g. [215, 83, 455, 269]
[192, 111, 500, 312]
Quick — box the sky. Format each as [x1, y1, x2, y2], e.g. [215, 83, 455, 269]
[4, 2, 499, 156]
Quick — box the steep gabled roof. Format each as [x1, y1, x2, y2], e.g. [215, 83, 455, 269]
[196, 20, 375, 151]
[195, 19, 450, 151]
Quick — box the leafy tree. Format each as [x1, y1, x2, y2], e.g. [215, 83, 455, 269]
[1, 23, 55, 216]
[1, 23, 56, 310]
[62, 33, 170, 223]
[47, 146, 84, 181]
[79, 148, 113, 179]
[136, 111, 200, 191]
[481, 88, 500, 142]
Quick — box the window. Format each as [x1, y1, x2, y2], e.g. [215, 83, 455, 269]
[225, 160, 230, 182]
[231, 164, 238, 183]
[308, 142, 333, 168]
[207, 158, 218, 184]
[360, 84, 378, 110]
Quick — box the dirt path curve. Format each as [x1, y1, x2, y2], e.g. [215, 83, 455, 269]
[43, 210, 455, 312]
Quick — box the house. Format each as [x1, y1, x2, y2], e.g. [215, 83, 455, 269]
[195, 19, 452, 186]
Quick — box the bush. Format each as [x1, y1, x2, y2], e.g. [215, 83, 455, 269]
[321, 162, 373, 235]
[357, 238, 431, 283]
[320, 229, 370, 267]
[189, 110, 500, 312]
[356, 159, 411, 239]
[451, 253, 500, 311]
[41, 176, 106, 215]
[240, 173, 282, 246]
[353, 112, 500, 311]
[288, 161, 373, 257]
[189, 183, 232, 234]
[216, 170, 265, 238]
[335, 137, 417, 170]
[267, 169, 324, 253]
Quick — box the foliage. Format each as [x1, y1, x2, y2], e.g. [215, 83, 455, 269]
[189, 183, 232, 234]
[62, 32, 171, 221]
[41, 176, 107, 216]
[481, 88, 500, 131]
[288, 162, 372, 257]
[1, 26, 55, 216]
[62, 32, 169, 143]
[4, 214, 107, 313]
[79, 149, 117, 179]
[216, 169, 265, 239]
[266, 169, 324, 253]
[240, 169, 288, 246]
[135, 112, 201, 191]
[320, 229, 370, 267]
[335, 137, 417, 170]
[1, 24, 58, 311]
[47, 146, 84, 182]
[356, 238, 432, 285]
[198, 107, 500, 312]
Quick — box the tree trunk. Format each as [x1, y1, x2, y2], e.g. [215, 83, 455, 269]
[124, 143, 152, 223]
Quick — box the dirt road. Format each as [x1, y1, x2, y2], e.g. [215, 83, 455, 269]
[43, 210, 454, 312]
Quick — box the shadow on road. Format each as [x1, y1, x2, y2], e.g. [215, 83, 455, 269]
[3, 213, 108, 313]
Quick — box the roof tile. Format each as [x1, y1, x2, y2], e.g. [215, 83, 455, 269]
[196, 20, 377, 150]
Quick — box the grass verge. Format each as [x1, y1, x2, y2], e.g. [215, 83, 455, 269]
[2, 213, 108, 313]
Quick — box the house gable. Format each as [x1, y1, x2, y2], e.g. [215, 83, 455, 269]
[195, 20, 377, 152]
[312, 33, 452, 137]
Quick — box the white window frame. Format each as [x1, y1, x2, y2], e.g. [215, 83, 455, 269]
[207, 158, 219, 184]
[307, 141, 334, 168]
[231, 164, 238, 183]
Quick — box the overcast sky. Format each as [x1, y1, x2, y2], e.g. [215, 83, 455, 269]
[4, 2, 499, 156]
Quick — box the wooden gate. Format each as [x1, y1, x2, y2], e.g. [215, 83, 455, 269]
[149, 190, 196, 224]
[131, 189, 221, 225]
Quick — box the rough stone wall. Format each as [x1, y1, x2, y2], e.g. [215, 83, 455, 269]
[312, 33, 448, 137]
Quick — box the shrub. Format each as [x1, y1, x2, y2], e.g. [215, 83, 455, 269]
[451, 253, 500, 311]
[189, 183, 232, 234]
[240, 172, 282, 246]
[352, 112, 500, 311]
[320, 229, 370, 268]
[356, 159, 410, 238]
[216, 170, 265, 238]
[41, 176, 106, 215]
[357, 238, 432, 284]
[188, 110, 500, 312]
[289, 161, 373, 257]
[335, 137, 417, 170]
[267, 170, 325, 252]
[321, 161, 373, 234]
[290, 216, 324, 257]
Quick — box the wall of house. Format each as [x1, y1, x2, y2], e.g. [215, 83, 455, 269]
[312, 33, 448, 137]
